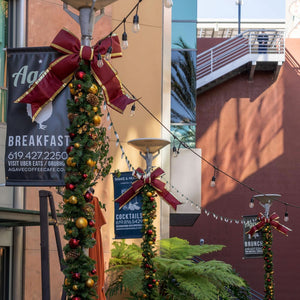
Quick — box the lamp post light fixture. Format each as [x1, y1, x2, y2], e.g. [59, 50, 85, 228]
[128, 138, 170, 173]
[62, 0, 119, 46]
[252, 194, 281, 218]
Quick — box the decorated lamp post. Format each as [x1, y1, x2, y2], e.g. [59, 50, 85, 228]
[14, 1, 137, 299]
[116, 138, 181, 299]
[247, 194, 292, 300]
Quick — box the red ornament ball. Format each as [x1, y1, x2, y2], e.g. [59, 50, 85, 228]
[82, 173, 88, 179]
[69, 132, 76, 140]
[69, 238, 80, 249]
[66, 145, 74, 154]
[147, 229, 153, 235]
[148, 284, 153, 289]
[84, 191, 93, 202]
[72, 272, 81, 280]
[76, 71, 85, 80]
[66, 183, 76, 191]
[77, 83, 82, 89]
[72, 297, 81, 300]
[91, 268, 97, 275]
[150, 197, 155, 201]
[88, 220, 95, 227]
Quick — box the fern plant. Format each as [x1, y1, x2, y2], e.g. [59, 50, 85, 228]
[106, 237, 251, 300]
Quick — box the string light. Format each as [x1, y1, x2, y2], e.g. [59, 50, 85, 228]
[249, 197, 255, 208]
[164, 0, 173, 8]
[121, 19, 128, 50]
[105, 45, 112, 61]
[97, 53, 104, 68]
[132, 1, 141, 33]
[130, 103, 136, 116]
[284, 205, 289, 222]
[210, 167, 217, 187]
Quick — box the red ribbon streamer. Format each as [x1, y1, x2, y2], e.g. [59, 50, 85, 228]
[247, 212, 292, 237]
[15, 28, 134, 121]
[115, 168, 181, 210]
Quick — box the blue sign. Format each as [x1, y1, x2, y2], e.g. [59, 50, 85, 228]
[113, 172, 143, 239]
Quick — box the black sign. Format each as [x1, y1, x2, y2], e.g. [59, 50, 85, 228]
[243, 215, 263, 258]
[113, 172, 143, 239]
[5, 47, 70, 186]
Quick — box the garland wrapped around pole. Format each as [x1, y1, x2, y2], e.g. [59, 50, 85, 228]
[61, 60, 113, 299]
[116, 168, 181, 299]
[14, 29, 135, 299]
[248, 212, 291, 300]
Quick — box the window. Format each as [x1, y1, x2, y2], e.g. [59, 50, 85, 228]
[171, 0, 197, 148]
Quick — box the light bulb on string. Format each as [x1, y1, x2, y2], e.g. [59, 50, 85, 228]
[132, 2, 140, 33]
[130, 103, 136, 116]
[172, 145, 178, 157]
[164, 0, 173, 8]
[210, 176, 216, 187]
[105, 46, 112, 61]
[97, 53, 104, 68]
[249, 197, 255, 208]
[122, 19, 129, 50]
[132, 14, 140, 33]
[284, 205, 289, 222]
[210, 167, 217, 187]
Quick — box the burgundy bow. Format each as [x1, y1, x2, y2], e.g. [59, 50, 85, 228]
[14, 28, 134, 121]
[115, 168, 181, 210]
[247, 212, 292, 237]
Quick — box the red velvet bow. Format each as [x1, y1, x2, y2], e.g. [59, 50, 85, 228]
[14, 28, 134, 121]
[247, 212, 292, 237]
[115, 167, 181, 210]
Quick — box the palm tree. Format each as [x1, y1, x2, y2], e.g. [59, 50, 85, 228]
[171, 37, 196, 148]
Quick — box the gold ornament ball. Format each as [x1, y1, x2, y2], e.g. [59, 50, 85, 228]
[145, 275, 149, 279]
[92, 106, 98, 112]
[64, 278, 70, 286]
[67, 229, 73, 235]
[72, 285, 79, 291]
[74, 143, 80, 149]
[88, 84, 98, 94]
[87, 158, 96, 167]
[69, 83, 74, 89]
[86, 278, 95, 288]
[68, 195, 78, 205]
[146, 191, 153, 197]
[75, 217, 88, 229]
[149, 241, 153, 245]
[66, 157, 74, 167]
[70, 88, 76, 95]
[93, 115, 101, 126]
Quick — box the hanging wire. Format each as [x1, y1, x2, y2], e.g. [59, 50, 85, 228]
[120, 83, 300, 211]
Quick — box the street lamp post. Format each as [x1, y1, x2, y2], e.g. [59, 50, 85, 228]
[127, 138, 170, 298]
[62, 0, 118, 46]
[235, 0, 243, 34]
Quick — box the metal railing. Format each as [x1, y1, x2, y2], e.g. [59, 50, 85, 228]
[196, 29, 285, 82]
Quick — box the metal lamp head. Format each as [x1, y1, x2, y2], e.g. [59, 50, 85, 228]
[61, 0, 118, 10]
[61, 0, 119, 46]
[128, 138, 170, 172]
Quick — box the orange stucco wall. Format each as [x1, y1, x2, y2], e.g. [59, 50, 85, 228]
[24, 0, 164, 299]
[171, 38, 300, 299]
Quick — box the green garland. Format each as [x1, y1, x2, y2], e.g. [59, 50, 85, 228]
[262, 224, 274, 300]
[140, 184, 159, 299]
[61, 60, 112, 300]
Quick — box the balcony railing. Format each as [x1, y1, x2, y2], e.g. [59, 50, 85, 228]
[196, 29, 285, 88]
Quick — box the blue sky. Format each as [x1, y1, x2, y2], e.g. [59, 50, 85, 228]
[197, 0, 286, 20]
